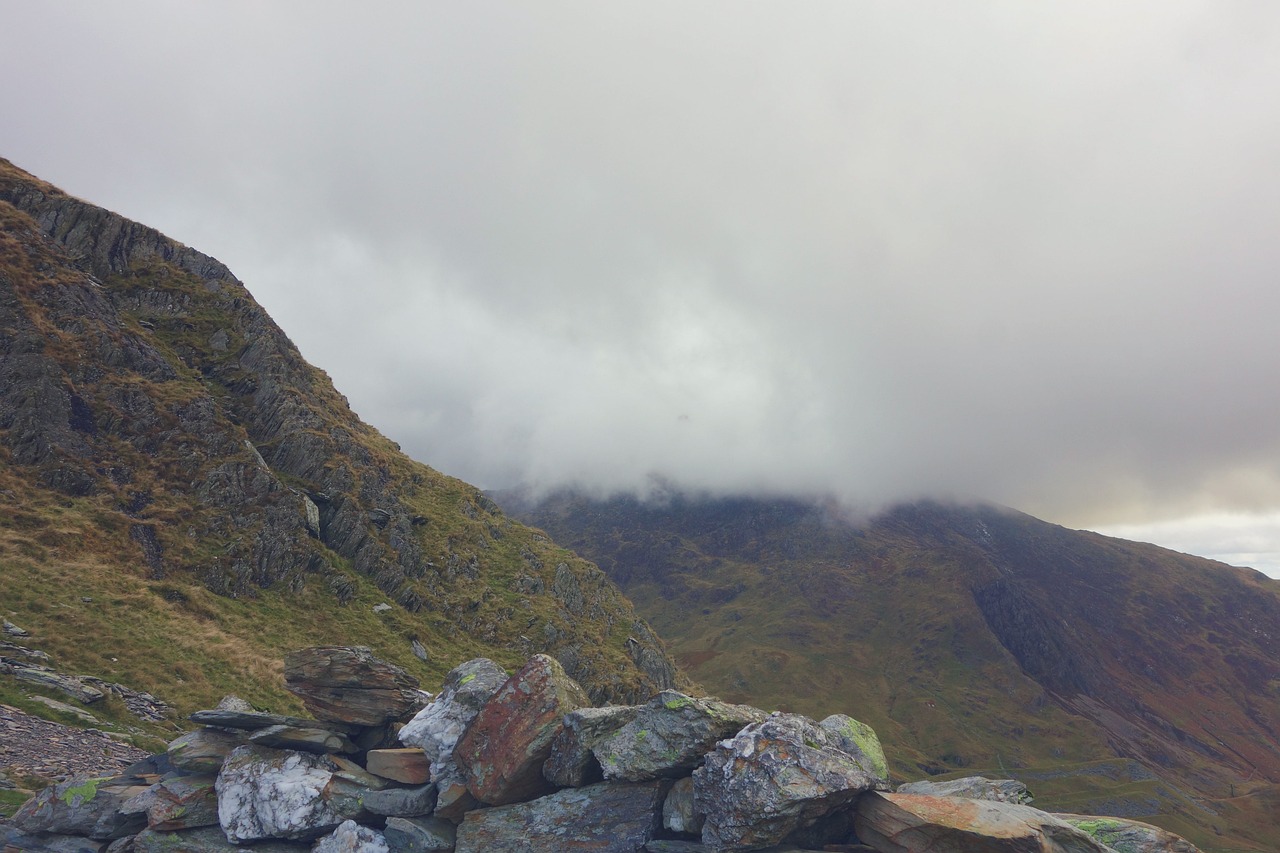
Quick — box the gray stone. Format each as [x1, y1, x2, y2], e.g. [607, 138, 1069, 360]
[3, 618, 30, 636]
[0, 662, 105, 704]
[818, 714, 891, 787]
[214, 695, 255, 713]
[694, 714, 878, 851]
[662, 776, 703, 836]
[313, 819, 389, 853]
[398, 658, 507, 781]
[26, 694, 101, 724]
[283, 647, 422, 726]
[383, 816, 458, 852]
[121, 774, 219, 830]
[248, 724, 357, 754]
[544, 705, 639, 788]
[593, 691, 767, 782]
[1055, 814, 1203, 852]
[854, 792, 1113, 853]
[214, 745, 352, 842]
[0, 825, 107, 853]
[189, 709, 351, 732]
[897, 775, 1033, 805]
[362, 783, 437, 817]
[167, 728, 247, 773]
[132, 826, 309, 853]
[10, 776, 149, 840]
[454, 780, 669, 852]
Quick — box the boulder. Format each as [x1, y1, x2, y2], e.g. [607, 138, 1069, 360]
[694, 714, 878, 851]
[1055, 815, 1202, 852]
[121, 774, 219, 831]
[365, 749, 432, 784]
[897, 776, 1033, 805]
[131, 826, 308, 853]
[10, 776, 149, 840]
[454, 654, 591, 805]
[214, 745, 353, 842]
[454, 780, 669, 852]
[283, 647, 424, 726]
[662, 776, 703, 836]
[818, 714, 891, 787]
[383, 816, 458, 852]
[398, 658, 507, 779]
[362, 783, 438, 818]
[313, 819, 390, 853]
[167, 728, 246, 773]
[0, 825, 108, 853]
[544, 705, 639, 788]
[854, 792, 1113, 853]
[594, 692, 767, 782]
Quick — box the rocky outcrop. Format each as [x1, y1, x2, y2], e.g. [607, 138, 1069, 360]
[4, 645, 1206, 853]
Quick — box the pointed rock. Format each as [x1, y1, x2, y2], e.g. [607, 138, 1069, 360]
[454, 654, 591, 805]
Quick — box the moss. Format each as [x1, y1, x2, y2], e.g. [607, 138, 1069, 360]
[839, 718, 889, 781]
[663, 696, 694, 711]
[58, 777, 106, 807]
[459, 673, 477, 686]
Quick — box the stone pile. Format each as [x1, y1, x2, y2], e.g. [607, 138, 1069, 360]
[3, 647, 1202, 852]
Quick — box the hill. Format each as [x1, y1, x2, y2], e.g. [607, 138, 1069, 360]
[498, 488, 1280, 851]
[0, 158, 683, 729]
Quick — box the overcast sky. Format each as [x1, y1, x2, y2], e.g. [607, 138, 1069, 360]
[4, 2, 1280, 575]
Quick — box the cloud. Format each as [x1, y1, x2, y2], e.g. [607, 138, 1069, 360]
[5, 1, 1280, 547]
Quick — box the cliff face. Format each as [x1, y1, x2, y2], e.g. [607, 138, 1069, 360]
[0, 158, 682, 709]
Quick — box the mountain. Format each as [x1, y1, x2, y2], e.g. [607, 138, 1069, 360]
[498, 488, 1280, 851]
[0, 158, 683, 722]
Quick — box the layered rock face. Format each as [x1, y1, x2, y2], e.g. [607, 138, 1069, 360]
[0, 157, 681, 705]
[3, 647, 1202, 853]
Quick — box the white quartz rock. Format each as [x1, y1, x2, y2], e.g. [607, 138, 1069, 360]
[215, 745, 344, 842]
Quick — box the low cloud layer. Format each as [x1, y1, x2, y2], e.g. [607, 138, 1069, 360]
[5, 3, 1280, 564]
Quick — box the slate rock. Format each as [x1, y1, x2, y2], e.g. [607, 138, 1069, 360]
[594, 691, 767, 782]
[188, 709, 351, 733]
[366, 749, 432, 784]
[11, 776, 149, 840]
[454, 780, 669, 852]
[284, 647, 423, 726]
[247, 725, 357, 754]
[818, 714, 890, 787]
[1055, 814, 1202, 852]
[167, 728, 246, 773]
[121, 774, 219, 830]
[454, 654, 591, 805]
[313, 819, 390, 853]
[854, 792, 1113, 853]
[544, 705, 639, 788]
[398, 658, 507, 780]
[694, 713, 878, 851]
[362, 783, 438, 818]
[0, 825, 107, 853]
[383, 816, 458, 852]
[214, 695, 256, 713]
[131, 826, 309, 853]
[214, 745, 351, 842]
[897, 776, 1033, 805]
[431, 772, 480, 823]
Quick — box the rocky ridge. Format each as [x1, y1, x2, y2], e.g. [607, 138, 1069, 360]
[3, 646, 1200, 852]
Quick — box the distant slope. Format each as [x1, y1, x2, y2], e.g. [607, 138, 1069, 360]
[0, 158, 683, 717]
[499, 489, 1280, 851]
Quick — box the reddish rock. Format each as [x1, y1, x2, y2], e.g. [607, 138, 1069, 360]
[365, 748, 432, 784]
[454, 654, 591, 805]
[854, 792, 1112, 853]
[121, 774, 219, 831]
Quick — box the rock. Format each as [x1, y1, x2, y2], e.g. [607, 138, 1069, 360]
[410, 640, 429, 663]
[10, 775, 149, 840]
[544, 705, 639, 788]
[284, 647, 423, 726]
[454, 654, 591, 805]
[431, 772, 480, 823]
[214, 745, 352, 842]
[593, 692, 767, 782]
[854, 792, 1113, 853]
[313, 819, 389, 853]
[25, 695, 101, 725]
[818, 714, 890, 787]
[167, 728, 246, 773]
[365, 749, 432, 784]
[3, 619, 29, 636]
[662, 776, 703, 836]
[383, 816, 457, 852]
[897, 776, 1033, 805]
[0, 825, 108, 853]
[398, 658, 507, 779]
[373, 603, 393, 614]
[1055, 814, 1202, 852]
[0, 662, 105, 704]
[131, 826, 309, 853]
[189, 709, 351, 733]
[0, 640, 50, 661]
[694, 714, 878, 851]
[121, 774, 219, 831]
[454, 780, 669, 852]
[247, 725, 357, 754]
[328, 756, 391, 790]
[362, 783, 438, 818]
[214, 695, 255, 713]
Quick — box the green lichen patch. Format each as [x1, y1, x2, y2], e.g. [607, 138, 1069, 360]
[58, 777, 107, 807]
